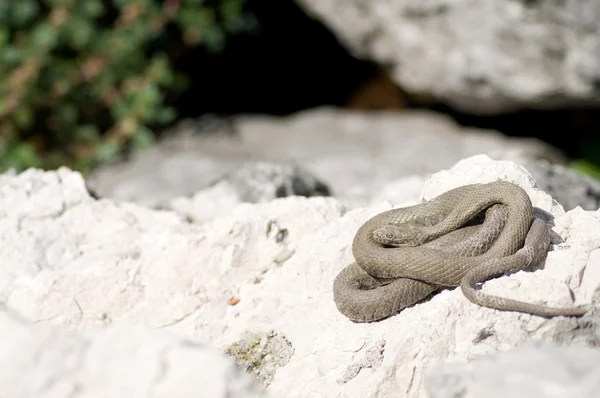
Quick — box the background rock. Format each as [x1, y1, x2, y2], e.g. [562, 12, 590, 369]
[170, 161, 331, 223]
[87, 108, 579, 211]
[526, 160, 600, 212]
[295, 0, 600, 114]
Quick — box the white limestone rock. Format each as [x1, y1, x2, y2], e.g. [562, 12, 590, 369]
[1, 156, 600, 397]
[0, 305, 264, 398]
[424, 342, 600, 398]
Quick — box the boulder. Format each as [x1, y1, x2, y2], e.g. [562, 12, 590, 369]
[2, 155, 599, 397]
[295, 0, 600, 114]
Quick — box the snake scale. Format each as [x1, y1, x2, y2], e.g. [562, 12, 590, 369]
[333, 180, 588, 322]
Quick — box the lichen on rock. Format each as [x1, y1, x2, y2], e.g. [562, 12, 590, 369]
[225, 330, 294, 387]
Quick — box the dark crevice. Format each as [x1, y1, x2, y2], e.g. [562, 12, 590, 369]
[172, 0, 378, 117]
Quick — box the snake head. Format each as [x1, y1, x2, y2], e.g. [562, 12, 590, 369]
[372, 224, 420, 247]
[373, 227, 395, 245]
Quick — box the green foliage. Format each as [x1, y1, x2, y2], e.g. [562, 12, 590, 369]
[0, 0, 256, 173]
[572, 138, 600, 182]
[571, 159, 600, 182]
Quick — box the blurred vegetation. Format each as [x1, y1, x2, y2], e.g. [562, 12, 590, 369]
[1, 0, 599, 184]
[0, 0, 256, 173]
[571, 138, 600, 181]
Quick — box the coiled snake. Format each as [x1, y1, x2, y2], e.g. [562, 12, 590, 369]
[333, 180, 588, 322]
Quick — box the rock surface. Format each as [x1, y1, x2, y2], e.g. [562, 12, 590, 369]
[0, 305, 264, 398]
[2, 155, 600, 397]
[295, 0, 600, 114]
[87, 108, 589, 212]
[526, 160, 600, 213]
[424, 342, 600, 398]
[171, 161, 331, 223]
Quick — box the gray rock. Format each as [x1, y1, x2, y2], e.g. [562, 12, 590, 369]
[527, 160, 600, 211]
[169, 161, 331, 223]
[295, 0, 600, 114]
[424, 342, 600, 398]
[167, 113, 237, 137]
[86, 108, 566, 209]
[211, 161, 331, 203]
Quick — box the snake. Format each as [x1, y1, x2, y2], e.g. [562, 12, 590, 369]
[333, 180, 588, 322]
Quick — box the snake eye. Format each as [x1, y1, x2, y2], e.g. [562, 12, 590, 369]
[386, 232, 393, 239]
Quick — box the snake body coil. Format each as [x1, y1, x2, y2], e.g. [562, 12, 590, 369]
[333, 181, 588, 322]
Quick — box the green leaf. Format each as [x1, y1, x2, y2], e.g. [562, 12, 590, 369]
[113, 0, 133, 10]
[7, 142, 43, 170]
[571, 159, 600, 182]
[130, 126, 155, 150]
[13, 107, 34, 129]
[203, 25, 225, 52]
[223, 13, 247, 33]
[94, 141, 120, 163]
[111, 100, 131, 120]
[183, 0, 206, 6]
[75, 124, 100, 142]
[179, 8, 215, 30]
[0, 26, 9, 47]
[0, 131, 14, 154]
[81, 0, 105, 18]
[56, 103, 78, 125]
[64, 15, 94, 50]
[0, 45, 22, 66]
[42, 0, 75, 7]
[0, 3, 8, 25]
[148, 53, 171, 82]
[154, 107, 176, 124]
[31, 22, 58, 50]
[11, 1, 40, 27]
[220, 0, 243, 20]
[137, 83, 160, 106]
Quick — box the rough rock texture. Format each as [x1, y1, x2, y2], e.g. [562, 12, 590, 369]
[0, 305, 264, 398]
[87, 108, 583, 212]
[226, 330, 294, 387]
[294, 0, 600, 114]
[171, 161, 331, 223]
[3, 155, 600, 397]
[424, 342, 600, 398]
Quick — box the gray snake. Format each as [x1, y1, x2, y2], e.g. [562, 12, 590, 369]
[333, 180, 588, 322]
